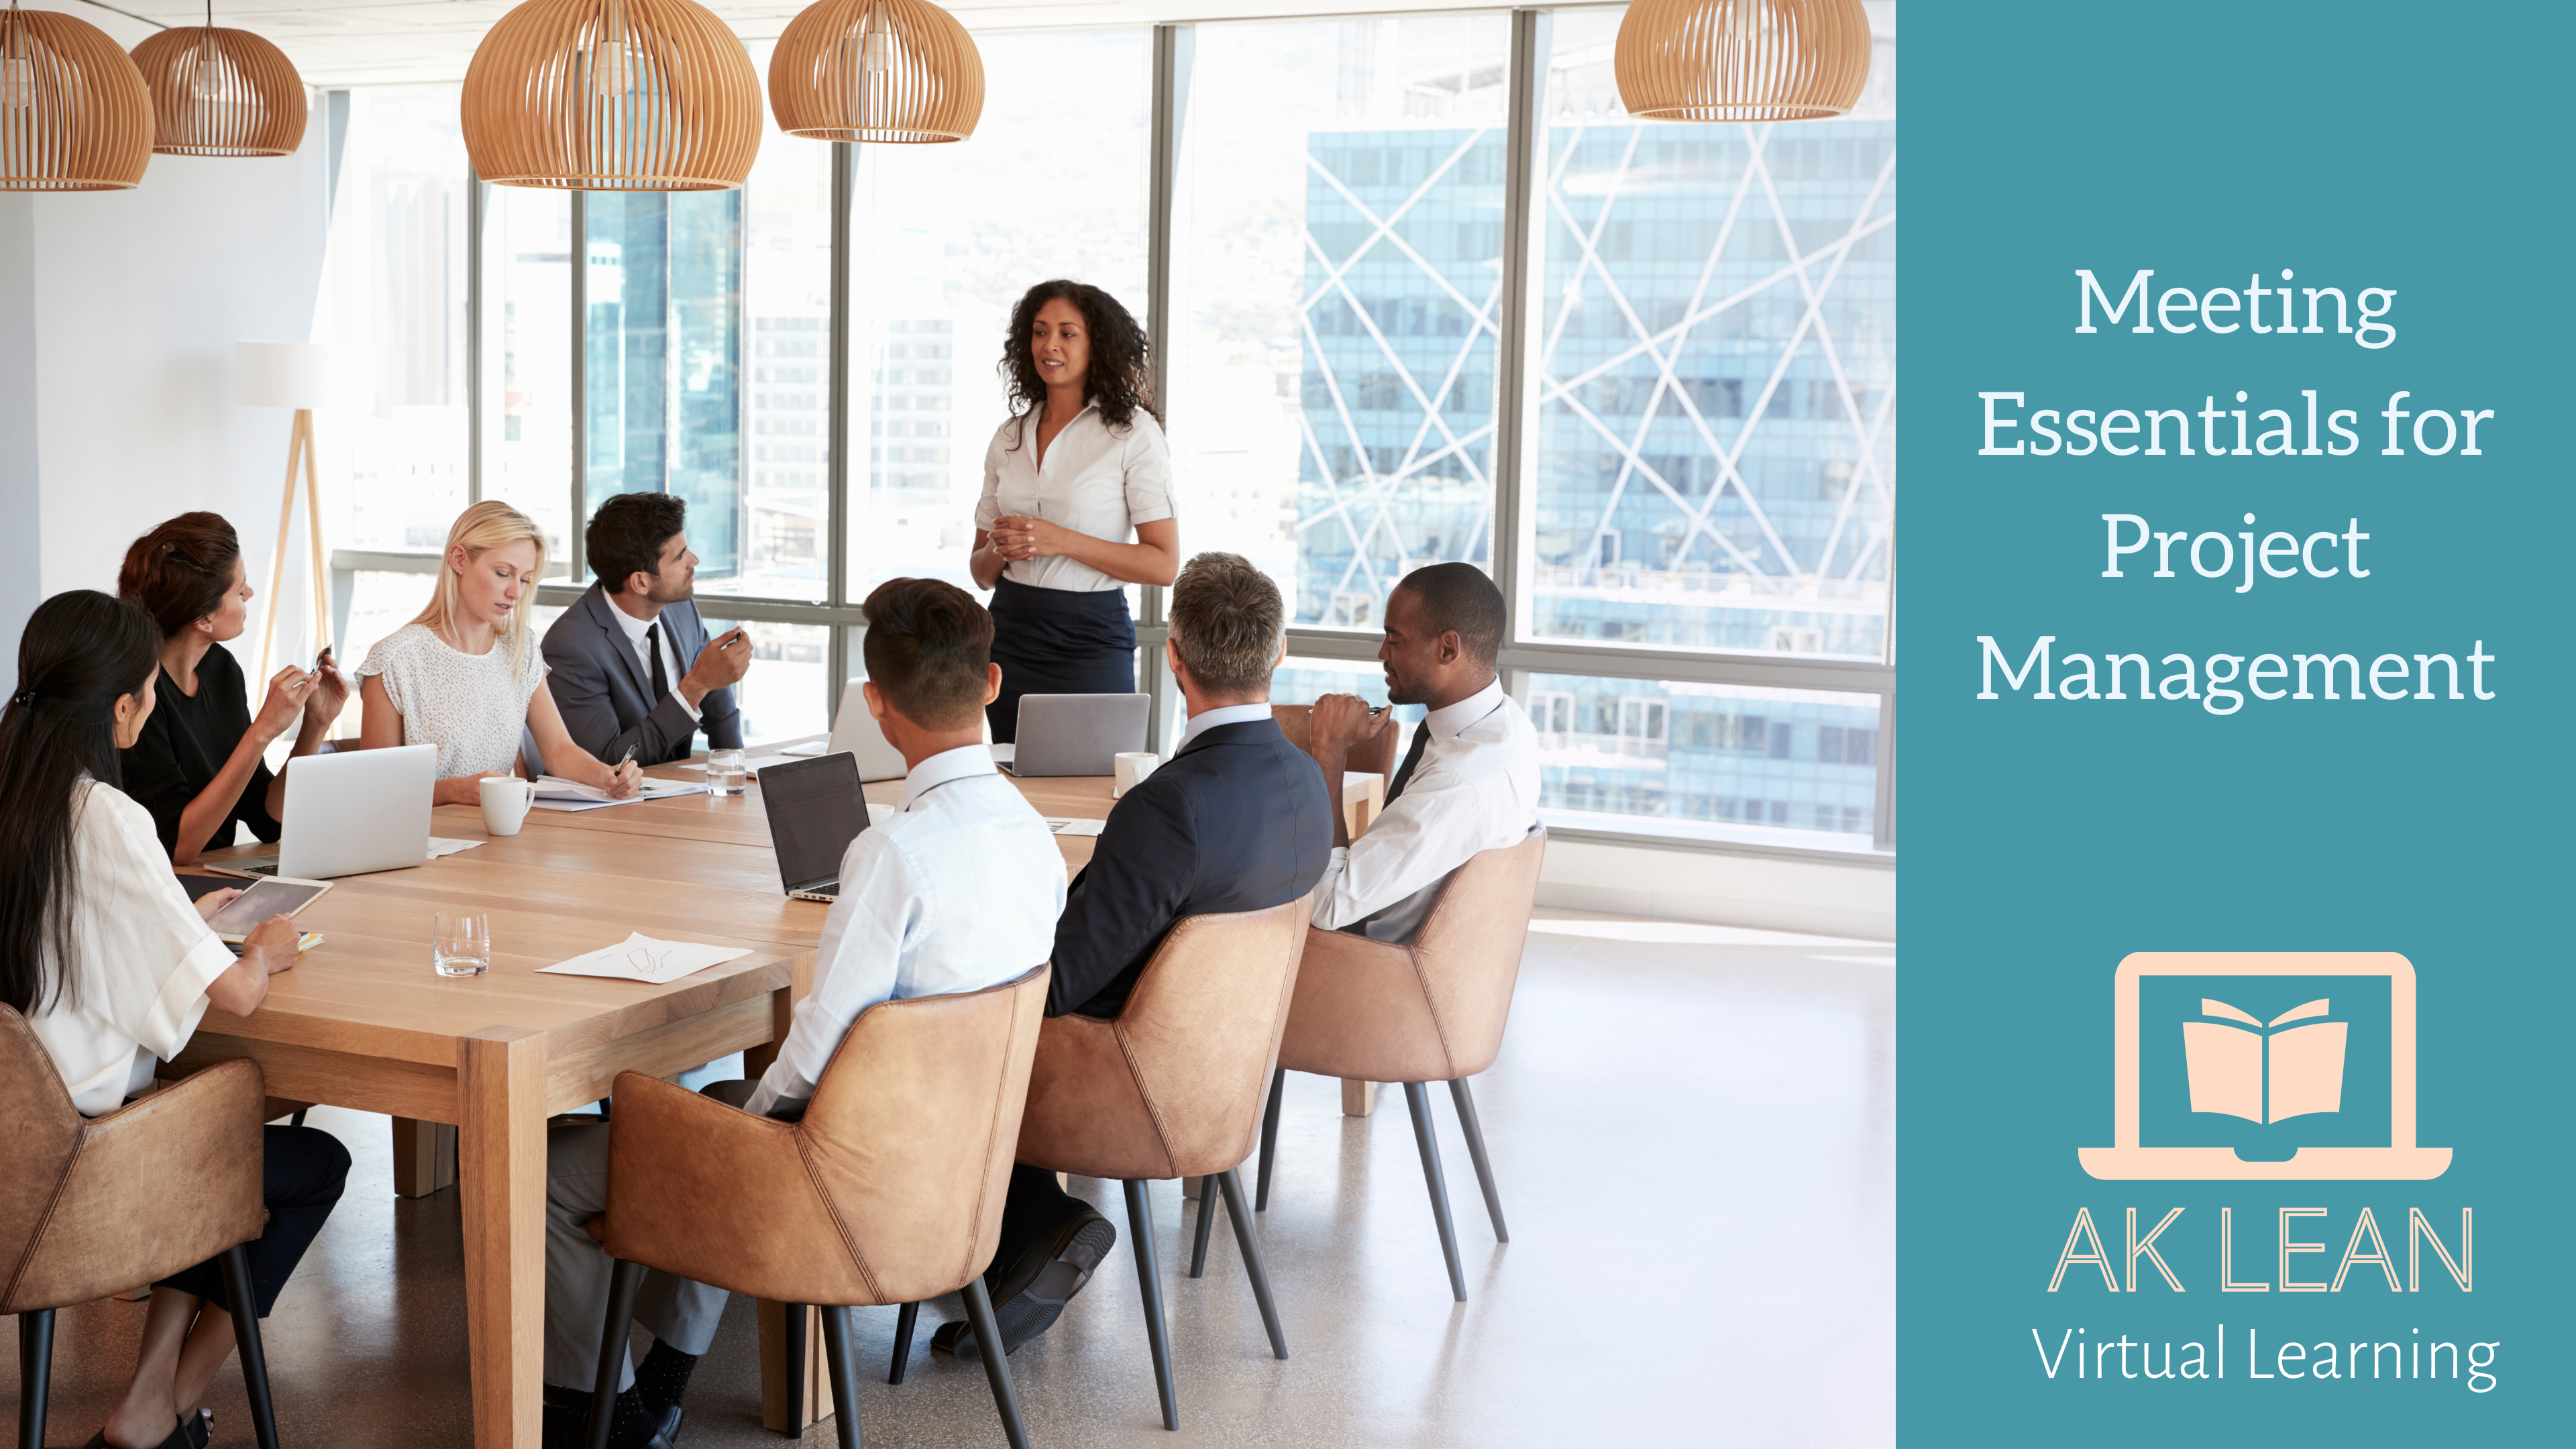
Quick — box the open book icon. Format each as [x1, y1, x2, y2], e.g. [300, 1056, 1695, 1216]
[2182, 998, 2346, 1123]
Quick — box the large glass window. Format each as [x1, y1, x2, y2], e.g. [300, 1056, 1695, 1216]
[1173, 15, 1511, 630]
[482, 186, 576, 563]
[1526, 8, 1894, 661]
[842, 29, 1152, 604]
[736, 87, 836, 604]
[317, 86, 469, 555]
[1522, 674, 1879, 841]
[582, 191, 743, 570]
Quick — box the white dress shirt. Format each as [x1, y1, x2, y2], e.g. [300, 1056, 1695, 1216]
[1311, 680, 1540, 944]
[606, 598, 699, 722]
[1175, 700, 1275, 754]
[744, 745, 1066, 1118]
[25, 781, 239, 1116]
[975, 402, 1176, 593]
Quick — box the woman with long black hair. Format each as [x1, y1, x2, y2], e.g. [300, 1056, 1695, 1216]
[969, 280, 1181, 741]
[0, 590, 349, 1449]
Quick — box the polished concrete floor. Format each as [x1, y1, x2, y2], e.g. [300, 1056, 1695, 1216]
[6, 912, 1892, 1448]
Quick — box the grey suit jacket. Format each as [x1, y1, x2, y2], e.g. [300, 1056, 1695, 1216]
[540, 584, 743, 765]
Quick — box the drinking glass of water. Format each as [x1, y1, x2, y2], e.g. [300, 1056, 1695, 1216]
[433, 909, 491, 977]
[706, 748, 748, 798]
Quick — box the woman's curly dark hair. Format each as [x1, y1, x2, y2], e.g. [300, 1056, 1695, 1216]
[1000, 280, 1159, 446]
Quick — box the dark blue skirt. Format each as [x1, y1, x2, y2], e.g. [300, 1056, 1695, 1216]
[987, 576, 1137, 743]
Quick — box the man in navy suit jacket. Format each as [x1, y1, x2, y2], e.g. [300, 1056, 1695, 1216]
[541, 493, 750, 766]
[932, 551, 1333, 1364]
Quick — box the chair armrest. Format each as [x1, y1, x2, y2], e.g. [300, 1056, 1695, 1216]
[4, 1059, 267, 1313]
[1277, 926, 1453, 1083]
[600, 1071, 877, 1305]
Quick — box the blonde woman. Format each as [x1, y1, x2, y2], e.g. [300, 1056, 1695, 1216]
[358, 502, 641, 806]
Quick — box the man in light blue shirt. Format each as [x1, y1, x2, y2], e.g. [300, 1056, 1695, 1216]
[537, 578, 1064, 1449]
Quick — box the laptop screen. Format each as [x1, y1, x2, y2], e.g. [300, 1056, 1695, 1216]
[2135, 972, 2392, 1158]
[758, 752, 869, 892]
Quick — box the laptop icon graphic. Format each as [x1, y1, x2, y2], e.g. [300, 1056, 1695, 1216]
[2079, 952, 2450, 1181]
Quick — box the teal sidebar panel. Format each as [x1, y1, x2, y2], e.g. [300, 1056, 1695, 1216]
[1899, 2, 2568, 1442]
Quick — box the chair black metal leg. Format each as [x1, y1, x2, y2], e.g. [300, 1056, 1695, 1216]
[887, 1301, 919, 1385]
[1446, 1077, 1509, 1243]
[17, 1308, 53, 1449]
[960, 1279, 1032, 1449]
[1255, 1067, 1285, 1211]
[818, 1305, 865, 1449]
[1403, 1082, 1467, 1302]
[288, 1108, 307, 1128]
[1121, 1179, 1179, 1430]
[1213, 1170, 1287, 1360]
[587, 1257, 645, 1449]
[217, 1244, 282, 1449]
[1187, 1177, 1217, 1279]
[781, 1300, 810, 1435]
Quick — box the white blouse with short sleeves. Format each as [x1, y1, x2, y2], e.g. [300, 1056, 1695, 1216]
[358, 623, 547, 780]
[975, 403, 1175, 593]
[25, 781, 239, 1116]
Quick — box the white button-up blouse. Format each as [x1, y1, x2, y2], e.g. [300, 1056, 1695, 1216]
[975, 402, 1177, 594]
[24, 780, 239, 1116]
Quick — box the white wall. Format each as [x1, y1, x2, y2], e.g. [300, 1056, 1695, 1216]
[1540, 839, 1895, 941]
[11, 131, 332, 665]
[0, 197, 40, 648]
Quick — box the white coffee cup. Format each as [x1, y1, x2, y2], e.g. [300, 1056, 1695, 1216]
[1113, 751, 1159, 798]
[479, 776, 537, 837]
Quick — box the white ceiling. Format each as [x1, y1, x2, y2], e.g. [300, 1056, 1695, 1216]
[44, 0, 1529, 87]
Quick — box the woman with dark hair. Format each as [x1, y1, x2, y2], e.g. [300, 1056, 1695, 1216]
[117, 512, 347, 863]
[0, 590, 349, 1449]
[969, 279, 1181, 741]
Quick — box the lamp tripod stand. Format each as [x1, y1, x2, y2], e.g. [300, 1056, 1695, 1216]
[256, 405, 333, 682]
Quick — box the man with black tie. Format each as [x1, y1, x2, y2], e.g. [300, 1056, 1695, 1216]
[542, 493, 751, 765]
[932, 550, 1335, 1363]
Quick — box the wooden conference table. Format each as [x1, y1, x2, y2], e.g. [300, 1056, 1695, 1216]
[167, 744, 1383, 1448]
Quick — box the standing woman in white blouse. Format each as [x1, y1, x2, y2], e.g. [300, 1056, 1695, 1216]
[357, 500, 641, 804]
[0, 590, 349, 1449]
[970, 280, 1181, 741]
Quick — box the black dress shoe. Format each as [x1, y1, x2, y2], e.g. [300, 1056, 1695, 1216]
[649, 1399, 684, 1446]
[934, 1210, 1118, 1362]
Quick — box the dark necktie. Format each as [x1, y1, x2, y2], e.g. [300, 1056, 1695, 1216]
[1385, 720, 1432, 804]
[645, 622, 668, 702]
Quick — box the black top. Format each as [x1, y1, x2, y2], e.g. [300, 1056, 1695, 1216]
[118, 643, 282, 856]
[1046, 718, 1334, 1019]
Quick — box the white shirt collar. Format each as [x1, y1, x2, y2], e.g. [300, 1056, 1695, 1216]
[1423, 678, 1506, 743]
[604, 592, 661, 645]
[896, 743, 998, 812]
[1177, 701, 1275, 754]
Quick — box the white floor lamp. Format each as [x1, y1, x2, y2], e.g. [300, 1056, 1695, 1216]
[235, 341, 337, 682]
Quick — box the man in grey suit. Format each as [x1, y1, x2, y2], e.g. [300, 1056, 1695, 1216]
[543, 493, 752, 766]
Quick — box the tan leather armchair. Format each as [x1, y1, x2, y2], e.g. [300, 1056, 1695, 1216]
[1257, 828, 1546, 1301]
[583, 965, 1051, 1449]
[1012, 897, 1312, 1432]
[3, 1006, 286, 1449]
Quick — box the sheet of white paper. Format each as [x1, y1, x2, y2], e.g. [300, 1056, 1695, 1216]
[1044, 818, 1106, 837]
[532, 775, 706, 806]
[427, 837, 483, 859]
[535, 932, 753, 983]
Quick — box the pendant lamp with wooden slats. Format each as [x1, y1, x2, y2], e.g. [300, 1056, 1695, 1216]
[769, 0, 982, 145]
[131, 7, 307, 158]
[1615, 0, 1872, 123]
[0, 1, 152, 191]
[462, 0, 761, 191]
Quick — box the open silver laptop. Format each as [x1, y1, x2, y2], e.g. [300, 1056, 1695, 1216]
[209, 743, 437, 879]
[757, 751, 871, 902]
[1008, 693, 1150, 777]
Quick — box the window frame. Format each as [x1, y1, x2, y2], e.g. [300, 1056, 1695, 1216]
[329, 1, 1894, 863]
